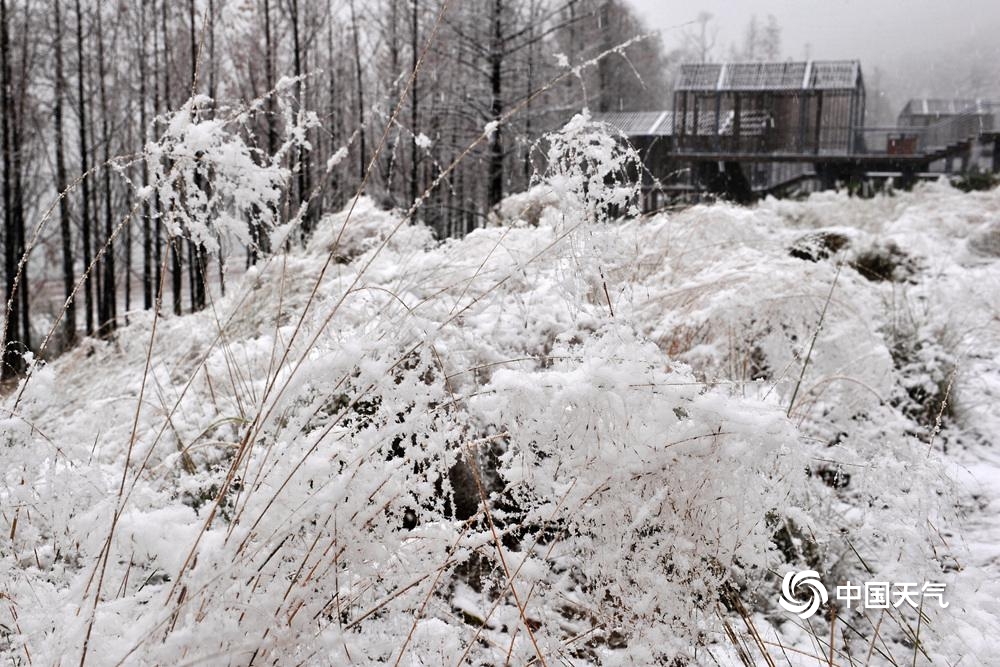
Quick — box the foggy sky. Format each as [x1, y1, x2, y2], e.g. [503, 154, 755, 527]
[628, 0, 1000, 99]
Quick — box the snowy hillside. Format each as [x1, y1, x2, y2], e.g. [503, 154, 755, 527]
[3, 180, 1000, 665]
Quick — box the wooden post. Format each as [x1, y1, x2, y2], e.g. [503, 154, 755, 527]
[847, 91, 857, 154]
[856, 87, 866, 153]
[713, 92, 722, 152]
[693, 94, 700, 150]
[672, 91, 679, 141]
[814, 91, 824, 154]
[733, 94, 741, 153]
[817, 163, 836, 190]
[680, 92, 688, 142]
[798, 93, 809, 152]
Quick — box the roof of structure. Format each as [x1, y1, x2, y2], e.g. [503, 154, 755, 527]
[591, 111, 674, 136]
[592, 110, 774, 137]
[900, 98, 997, 116]
[676, 60, 862, 92]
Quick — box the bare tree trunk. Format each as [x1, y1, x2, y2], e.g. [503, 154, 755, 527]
[487, 0, 504, 208]
[188, 0, 197, 91]
[383, 0, 400, 198]
[325, 6, 341, 212]
[74, 0, 93, 335]
[152, 0, 163, 308]
[349, 0, 366, 181]
[96, 3, 116, 336]
[0, 0, 25, 378]
[187, 0, 197, 311]
[14, 0, 26, 349]
[247, 0, 276, 264]
[162, 0, 183, 316]
[523, 2, 535, 182]
[124, 129, 131, 323]
[263, 0, 276, 158]
[208, 0, 223, 296]
[409, 0, 419, 207]
[187, 0, 206, 312]
[596, 2, 610, 112]
[53, 0, 76, 345]
[139, 1, 152, 310]
[88, 13, 102, 329]
[290, 0, 313, 234]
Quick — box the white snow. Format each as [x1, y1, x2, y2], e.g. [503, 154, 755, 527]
[3, 175, 1000, 664]
[415, 133, 432, 150]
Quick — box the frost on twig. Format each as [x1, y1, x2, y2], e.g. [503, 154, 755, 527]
[533, 110, 642, 225]
[143, 92, 318, 255]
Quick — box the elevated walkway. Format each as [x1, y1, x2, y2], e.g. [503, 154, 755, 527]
[594, 101, 999, 205]
[673, 105, 998, 172]
[594, 102, 999, 173]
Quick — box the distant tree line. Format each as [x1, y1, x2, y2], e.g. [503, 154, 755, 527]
[676, 11, 782, 64]
[0, 0, 670, 378]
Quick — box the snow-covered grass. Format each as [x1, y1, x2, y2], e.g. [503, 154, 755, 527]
[3, 169, 1000, 664]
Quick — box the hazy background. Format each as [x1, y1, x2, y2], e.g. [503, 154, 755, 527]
[627, 0, 1000, 122]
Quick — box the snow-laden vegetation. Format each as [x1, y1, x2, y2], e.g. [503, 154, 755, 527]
[3, 116, 1000, 665]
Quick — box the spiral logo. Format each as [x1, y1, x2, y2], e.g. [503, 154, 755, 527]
[779, 570, 828, 619]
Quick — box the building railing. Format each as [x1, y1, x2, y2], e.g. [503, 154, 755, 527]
[919, 105, 995, 151]
[855, 127, 903, 155]
[859, 102, 997, 156]
[672, 102, 998, 157]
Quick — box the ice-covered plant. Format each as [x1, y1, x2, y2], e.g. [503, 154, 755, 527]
[533, 110, 643, 225]
[142, 87, 318, 254]
[3, 64, 997, 667]
[467, 329, 808, 659]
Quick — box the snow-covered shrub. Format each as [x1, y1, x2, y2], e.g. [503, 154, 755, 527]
[491, 112, 644, 229]
[849, 239, 921, 282]
[142, 88, 317, 253]
[887, 316, 958, 434]
[534, 111, 643, 225]
[307, 195, 434, 261]
[953, 167, 998, 192]
[787, 230, 850, 262]
[488, 184, 563, 227]
[969, 220, 1000, 257]
[4, 119, 1000, 667]
[468, 329, 807, 659]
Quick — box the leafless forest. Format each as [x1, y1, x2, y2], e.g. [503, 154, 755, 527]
[0, 0, 678, 378]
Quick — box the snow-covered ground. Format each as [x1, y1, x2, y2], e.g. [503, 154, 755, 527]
[3, 179, 1000, 665]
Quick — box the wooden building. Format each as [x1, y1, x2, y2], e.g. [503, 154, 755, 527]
[591, 61, 999, 206]
[672, 60, 866, 156]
